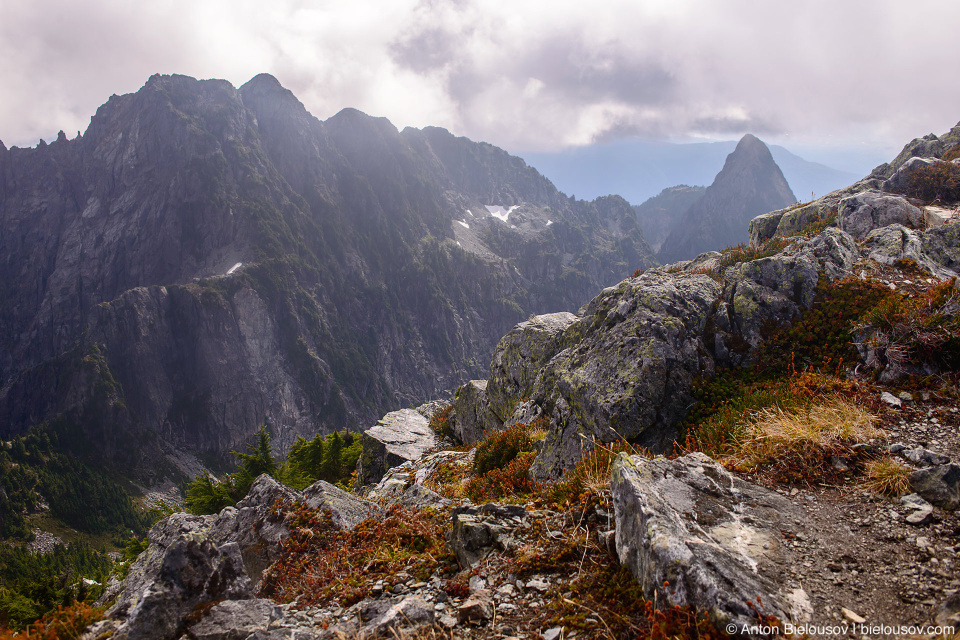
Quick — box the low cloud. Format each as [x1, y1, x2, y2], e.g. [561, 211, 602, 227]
[2, 0, 959, 160]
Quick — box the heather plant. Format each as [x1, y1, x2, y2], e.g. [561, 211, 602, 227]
[903, 161, 960, 202]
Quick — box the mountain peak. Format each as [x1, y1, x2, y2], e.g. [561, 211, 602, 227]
[658, 135, 796, 262]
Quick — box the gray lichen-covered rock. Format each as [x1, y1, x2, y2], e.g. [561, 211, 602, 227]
[186, 599, 283, 640]
[714, 228, 857, 365]
[109, 538, 252, 640]
[446, 504, 528, 568]
[96, 512, 217, 610]
[208, 474, 301, 584]
[449, 380, 501, 445]
[921, 224, 960, 276]
[302, 480, 376, 529]
[354, 409, 437, 487]
[486, 312, 577, 422]
[838, 190, 922, 240]
[882, 156, 942, 194]
[530, 272, 721, 479]
[364, 450, 467, 510]
[611, 452, 804, 634]
[910, 463, 960, 511]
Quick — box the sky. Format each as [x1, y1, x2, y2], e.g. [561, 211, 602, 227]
[2, 0, 959, 173]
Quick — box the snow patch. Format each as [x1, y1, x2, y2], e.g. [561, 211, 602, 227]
[456, 220, 470, 229]
[226, 262, 242, 275]
[484, 204, 519, 223]
[546, 220, 554, 226]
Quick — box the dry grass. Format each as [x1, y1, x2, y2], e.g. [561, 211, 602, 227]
[728, 394, 881, 473]
[861, 457, 913, 497]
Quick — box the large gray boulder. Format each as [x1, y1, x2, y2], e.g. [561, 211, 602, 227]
[714, 227, 857, 366]
[921, 224, 960, 276]
[611, 452, 806, 634]
[485, 312, 577, 422]
[364, 449, 470, 509]
[354, 409, 437, 487]
[108, 537, 253, 640]
[529, 272, 721, 479]
[186, 599, 284, 640]
[208, 474, 301, 584]
[882, 156, 942, 194]
[838, 190, 922, 240]
[302, 479, 376, 528]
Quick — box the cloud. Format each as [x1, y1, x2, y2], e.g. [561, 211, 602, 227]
[1, 0, 959, 161]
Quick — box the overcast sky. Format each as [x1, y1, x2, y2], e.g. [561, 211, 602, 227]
[2, 0, 958, 169]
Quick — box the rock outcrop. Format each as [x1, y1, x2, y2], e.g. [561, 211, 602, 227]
[355, 408, 437, 488]
[94, 474, 376, 639]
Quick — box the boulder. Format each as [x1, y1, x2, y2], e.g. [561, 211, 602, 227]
[910, 463, 960, 511]
[354, 409, 437, 487]
[881, 156, 942, 194]
[364, 449, 471, 506]
[186, 599, 283, 640]
[838, 190, 922, 240]
[715, 227, 857, 365]
[528, 273, 720, 479]
[449, 380, 500, 445]
[446, 504, 529, 568]
[208, 474, 301, 584]
[748, 209, 788, 246]
[109, 538, 252, 640]
[611, 452, 805, 634]
[485, 312, 577, 423]
[302, 480, 376, 529]
[920, 224, 960, 276]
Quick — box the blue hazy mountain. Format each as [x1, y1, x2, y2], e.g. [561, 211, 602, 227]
[521, 139, 862, 206]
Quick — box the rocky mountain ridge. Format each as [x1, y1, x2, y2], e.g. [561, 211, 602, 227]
[0, 73, 654, 474]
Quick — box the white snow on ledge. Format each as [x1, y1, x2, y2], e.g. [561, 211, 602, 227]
[226, 262, 242, 275]
[484, 204, 519, 223]
[546, 220, 554, 226]
[456, 220, 470, 229]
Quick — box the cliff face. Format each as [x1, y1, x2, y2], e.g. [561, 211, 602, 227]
[658, 134, 796, 263]
[0, 73, 655, 469]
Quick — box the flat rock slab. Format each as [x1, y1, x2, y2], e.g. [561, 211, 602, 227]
[611, 452, 807, 634]
[356, 409, 437, 486]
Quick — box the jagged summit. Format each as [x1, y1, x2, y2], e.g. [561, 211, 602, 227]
[658, 133, 796, 263]
[0, 72, 655, 469]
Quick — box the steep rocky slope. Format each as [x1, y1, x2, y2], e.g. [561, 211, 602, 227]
[0, 73, 654, 472]
[658, 134, 796, 263]
[632, 184, 706, 253]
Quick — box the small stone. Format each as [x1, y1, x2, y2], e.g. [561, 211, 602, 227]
[468, 575, 487, 592]
[841, 607, 866, 623]
[543, 627, 564, 640]
[881, 392, 902, 407]
[457, 589, 494, 623]
[525, 577, 550, 592]
[899, 392, 914, 403]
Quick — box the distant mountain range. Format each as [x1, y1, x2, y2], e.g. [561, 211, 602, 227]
[522, 139, 861, 206]
[0, 73, 654, 472]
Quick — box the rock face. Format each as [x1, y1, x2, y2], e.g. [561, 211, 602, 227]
[659, 134, 797, 263]
[633, 185, 707, 253]
[0, 72, 656, 472]
[611, 452, 805, 633]
[354, 409, 437, 488]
